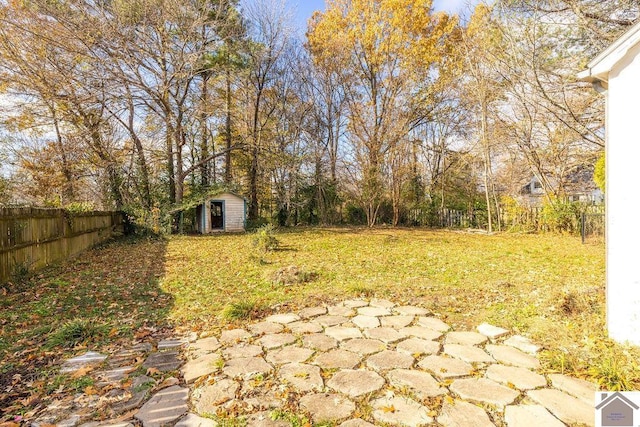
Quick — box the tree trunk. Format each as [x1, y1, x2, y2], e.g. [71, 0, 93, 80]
[165, 119, 176, 205]
[224, 67, 233, 184]
[50, 108, 75, 204]
[481, 100, 492, 233]
[127, 97, 152, 210]
[200, 74, 210, 186]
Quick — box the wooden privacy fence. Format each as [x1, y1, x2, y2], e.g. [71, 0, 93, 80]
[0, 208, 124, 284]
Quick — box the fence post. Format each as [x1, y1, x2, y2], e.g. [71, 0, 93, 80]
[581, 212, 586, 244]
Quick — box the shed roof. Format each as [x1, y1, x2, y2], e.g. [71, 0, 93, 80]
[207, 191, 247, 201]
[578, 19, 640, 83]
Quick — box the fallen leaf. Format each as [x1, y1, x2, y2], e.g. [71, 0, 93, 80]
[84, 386, 98, 395]
[146, 367, 160, 376]
[381, 405, 396, 413]
[71, 366, 94, 378]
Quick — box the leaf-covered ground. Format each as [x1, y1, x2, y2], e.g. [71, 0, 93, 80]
[1, 227, 635, 421]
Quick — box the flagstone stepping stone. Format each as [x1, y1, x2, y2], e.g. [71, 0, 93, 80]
[300, 393, 355, 422]
[193, 379, 239, 413]
[302, 333, 338, 351]
[108, 345, 151, 367]
[242, 388, 282, 411]
[325, 326, 363, 341]
[417, 317, 450, 332]
[181, 353, 222, 384]
[223, 343, 263, 359]
[527, 388, 594, 426]
[158, 338, 188, 350]
[445, 331, 488, 346]
[223, 357, 273, 378]
[175, 413, 218, 427]
[57, 415, 81, 427]
[372, 395, 432, 427]
[245, 411, 289, 427]
[339, 420, 375, 427]
[265, 313, 300, 324]
[249, 322, 284, 335]
[287, 321, 323, 334]
[341, 338, 386, 356]
[364, 327, 407, 344]
[95, 366, 134, 383]
[328, 305, 356, 316]
[314, 349, 361, 369]
[80, 422, 133, 427]
[486, 365, 546, 390]
[387, 369, 446, 398]
[278, 363, 323, 392]
[352, 315, 380, 329]
[418, 355, 474, 380]
[396, 338, 440, 356]
[399, 326, 443, 341]
[394, 305, 430, 316]
[299, 306, 327, 319]
[484, 345, 540, 369]
[370, 299, 396, 308]
[366, 350, 414, 370]
[266, 346, 314, 364]
[61, 351, 108, 373]
[343, 299, 370, 308]
[450, 378, 519, 408]
[327, 369, 385, 397]
[220, 329, 251, 344]
[503, 335, 541, 355]
[477, 323, 510, 339]
[380, 315, 414, 328]
[258, 333, 297, 349]
[143, 351, 182, 372]
[548, 373, 598, 405]
[135, 385, 188, 427]
[111, 376, 155, 414]
[437, 399, 495, 427]
[357, 306, 392, 317]
[443, 344, 495, 364]
[314, 315, 349, 327]
[189, 337, 221, 356]
[504, 404, 565, 427]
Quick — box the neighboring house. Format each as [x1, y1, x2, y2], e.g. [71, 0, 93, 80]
[195, 192, 247, 233]
[579, 19, 640, 345]
[564, 164, 604, 204]
[517, 166, 603, 206]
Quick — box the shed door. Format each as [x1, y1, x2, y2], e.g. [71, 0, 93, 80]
[211, 201, 224, 230]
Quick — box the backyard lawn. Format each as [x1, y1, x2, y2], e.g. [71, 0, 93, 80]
[2, 227, 634, 418]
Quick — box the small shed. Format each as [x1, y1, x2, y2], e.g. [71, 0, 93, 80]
[578, 20, 640, 345]
[195, 192, 247, 233]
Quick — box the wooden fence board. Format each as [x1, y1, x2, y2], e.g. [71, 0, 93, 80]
[0, 208, 123, 284]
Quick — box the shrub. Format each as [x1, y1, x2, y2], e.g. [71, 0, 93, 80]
[541, 199, 581, 234]
[252, 224, 279, 252]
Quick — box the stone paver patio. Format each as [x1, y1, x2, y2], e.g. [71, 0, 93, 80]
[40, 299, 599, 427]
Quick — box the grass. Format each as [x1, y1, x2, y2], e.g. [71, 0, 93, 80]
[0, 226, 635, 419]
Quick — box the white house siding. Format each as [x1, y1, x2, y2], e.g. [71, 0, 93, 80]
[203, 193, 246, 233]
[606, 42, 640, 345]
